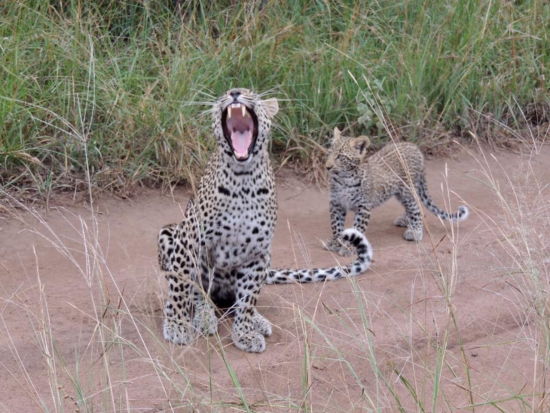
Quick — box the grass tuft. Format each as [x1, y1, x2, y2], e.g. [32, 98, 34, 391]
[1, 0, 549, 200]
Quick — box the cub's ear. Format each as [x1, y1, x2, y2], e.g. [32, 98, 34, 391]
[263, 98, 279, 119]
[351, 136, 371, 156]
[333, 127, 341, 140]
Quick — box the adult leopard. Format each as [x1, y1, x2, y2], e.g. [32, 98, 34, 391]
[158, 89, 372, 353]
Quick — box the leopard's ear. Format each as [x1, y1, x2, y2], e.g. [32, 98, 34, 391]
[333, 127, 341, 140]
[351, 136, 371, 156]
[263, 98, 279, 119]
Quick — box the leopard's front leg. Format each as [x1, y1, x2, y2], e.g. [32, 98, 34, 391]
[231, 258, 272, 353]
[163, 261, 218, 344]
[160, 211, 217, 345]
[163, 271, 196, 345]
[192, 261, 218, 336]
[159, 224, 196, 345]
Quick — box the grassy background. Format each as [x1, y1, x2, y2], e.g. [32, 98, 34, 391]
[1, 0, 548, 199]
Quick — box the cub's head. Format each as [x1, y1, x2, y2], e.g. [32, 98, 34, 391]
[212, 88, 278, 164]
[325, 127, 370, 174]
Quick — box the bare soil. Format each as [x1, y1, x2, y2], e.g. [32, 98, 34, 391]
[1, 146, 549, 412]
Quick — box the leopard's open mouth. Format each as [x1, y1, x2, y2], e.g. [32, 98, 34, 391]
[222, 103, 258, 162]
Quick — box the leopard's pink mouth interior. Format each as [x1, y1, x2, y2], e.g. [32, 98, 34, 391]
[224, 103, 256, 161]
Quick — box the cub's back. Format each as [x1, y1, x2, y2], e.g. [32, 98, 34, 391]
[365, 142, 424, 186]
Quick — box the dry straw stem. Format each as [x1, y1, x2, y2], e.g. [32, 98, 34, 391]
[2, 142, 550, 411]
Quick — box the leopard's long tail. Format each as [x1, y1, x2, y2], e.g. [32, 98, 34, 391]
[266, 229, 372, 284]
[416, 176, 469, 221]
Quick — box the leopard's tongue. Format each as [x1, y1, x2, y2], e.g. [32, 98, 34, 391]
[231, 130, 252, 159]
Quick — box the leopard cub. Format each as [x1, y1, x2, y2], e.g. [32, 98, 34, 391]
[325, 127, 468, 256]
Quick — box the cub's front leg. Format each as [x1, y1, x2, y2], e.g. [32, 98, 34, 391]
[352, 204, 371, 235]
[337, 204, 372, 257]
[231, 258, 272, 353]
[324, 200, 348, 254]
[326, 200, 372, 257]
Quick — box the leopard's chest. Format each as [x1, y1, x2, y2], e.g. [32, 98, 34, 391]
[201, 179, 276, 269]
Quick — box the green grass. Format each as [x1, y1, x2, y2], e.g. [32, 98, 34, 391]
[1, 0, 549, 198]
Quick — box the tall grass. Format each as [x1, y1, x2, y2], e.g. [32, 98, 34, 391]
[1, 0, 548, 199]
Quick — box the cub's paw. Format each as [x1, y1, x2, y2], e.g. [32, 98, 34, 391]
[231, 329, 267, 353]
[394, 216, 409, 228]
[403, 228, 423, 242]
[323, 238, 342, 252]
[324, 238, 353, 257]
[193, 305, 218, 336]
[338, 244, 354, 257]
[163, 318, 195, 345]
[252, 312, 272, 337]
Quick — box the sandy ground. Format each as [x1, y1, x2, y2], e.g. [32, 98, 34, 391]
[1, 145, 549, 412]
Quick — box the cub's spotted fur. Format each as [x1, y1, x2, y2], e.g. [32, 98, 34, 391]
[325, 128, 468, 256]
[158, 90, 372, 353]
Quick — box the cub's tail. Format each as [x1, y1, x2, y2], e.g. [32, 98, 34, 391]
[416, 176, 469, 222]
[266, 229, 372, 284]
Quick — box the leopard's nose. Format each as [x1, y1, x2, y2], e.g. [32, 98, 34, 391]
[229, 89, 241, 100]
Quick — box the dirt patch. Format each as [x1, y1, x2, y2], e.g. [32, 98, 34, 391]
[1, 145, 549, 412]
